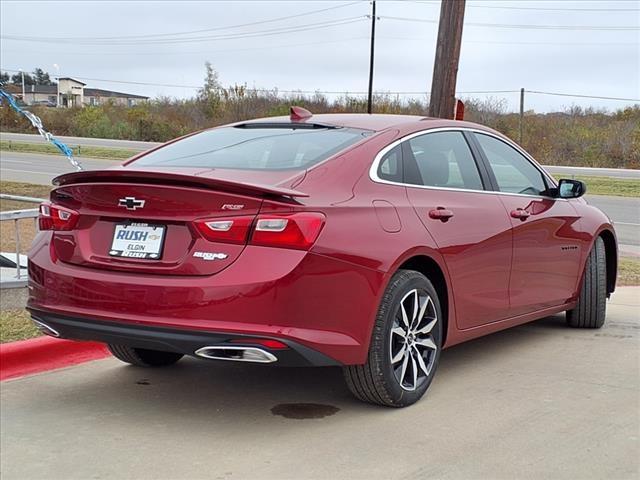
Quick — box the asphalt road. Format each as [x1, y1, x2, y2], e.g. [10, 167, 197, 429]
[1, 151, 638, 252]
[545, 165, 640, 180]
[0, 132, 161, 151]
[1, 287, 638, 480]
[1, 151, 115, 184]
[586, 195, 640, 254]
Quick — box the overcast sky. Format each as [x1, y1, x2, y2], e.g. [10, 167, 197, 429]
[1, 0, 638, 112]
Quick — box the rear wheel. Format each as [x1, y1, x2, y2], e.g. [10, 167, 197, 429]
[566, 236, 607, 328]
[344, 270, 442, 407]
[108, 344, 184, 367]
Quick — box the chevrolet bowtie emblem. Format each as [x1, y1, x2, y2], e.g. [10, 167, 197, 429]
[118, 197, 146, 210]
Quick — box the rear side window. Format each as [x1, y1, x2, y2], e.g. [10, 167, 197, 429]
[377, 145, 403, 182]
[403, 131, 484, 190]
[133, 126, 368, 170]
[475, 133, 548, 196]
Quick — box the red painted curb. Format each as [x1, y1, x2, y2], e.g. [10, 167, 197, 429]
[0, 336, 110, 381]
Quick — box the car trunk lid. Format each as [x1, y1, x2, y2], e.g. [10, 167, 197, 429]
[49, 168, 306, 276]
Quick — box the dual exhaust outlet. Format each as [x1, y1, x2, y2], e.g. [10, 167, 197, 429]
[194, 346, 278, 363]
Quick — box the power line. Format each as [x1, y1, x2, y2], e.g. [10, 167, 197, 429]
[0, 37, 372, 57]
[409, 0, 640, 12]
[378, 35, 639, 47]
[0, 2, 364, 42]
[379, 15, 640, 31]
[1, 17, 368, 46]
[0, 69, 509, 94]
[3, 36, 636, 58]
[527, 90, 640, 102]
[2, 67, 638, 101]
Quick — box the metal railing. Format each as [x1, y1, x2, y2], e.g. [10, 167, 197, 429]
[0, 194, 44, 285]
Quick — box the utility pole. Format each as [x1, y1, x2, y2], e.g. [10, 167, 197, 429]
[53, 63, 60, 108]
[367, 0, 376, 114]
[519, 88, 525, 144]
[19, 69, 25, 102]
[428, 0, 466, 119]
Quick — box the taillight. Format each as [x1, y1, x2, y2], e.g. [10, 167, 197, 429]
[193, 216, 253, 244]
[193, 212, 325, 250]
[38, 202, 79, 231]
[251, 212, 325, 250]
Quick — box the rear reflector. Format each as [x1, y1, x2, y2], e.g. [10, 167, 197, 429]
[38, 202, 79, 231]
[193, 215, 253, 244]
[229, 338, 289, 350]
[250, 212, 325, 250]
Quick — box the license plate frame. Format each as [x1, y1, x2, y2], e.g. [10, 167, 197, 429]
[109, 223, 166, 260]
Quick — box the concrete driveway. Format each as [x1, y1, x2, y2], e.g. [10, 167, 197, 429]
[1, 287, 639, 480]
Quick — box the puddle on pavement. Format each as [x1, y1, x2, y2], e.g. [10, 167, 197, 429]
[270, 403, 340, 420]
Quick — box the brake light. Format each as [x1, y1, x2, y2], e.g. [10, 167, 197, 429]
[193, 216, 253, 244]
[193, 212, 325, 250]
[250, 212, 325, 250]
[38, 202, 79, 231]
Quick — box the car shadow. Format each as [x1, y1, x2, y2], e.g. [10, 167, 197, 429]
[33, 314, 572, 423]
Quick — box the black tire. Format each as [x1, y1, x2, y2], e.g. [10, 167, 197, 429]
[108, 344, 184, 367]
[566, 236, 607, 328]
[343, 269, 443, 407]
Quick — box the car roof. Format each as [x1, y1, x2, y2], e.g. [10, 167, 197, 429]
[241, 113, 485, 133]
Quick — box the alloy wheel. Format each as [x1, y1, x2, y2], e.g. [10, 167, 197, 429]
[389, 289, 438, 391]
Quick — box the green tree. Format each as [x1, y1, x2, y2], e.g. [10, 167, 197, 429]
[32, 68, 55, 85]
[11, 72, 35, 85]
[198, 62, 222, 119]
[0, 71, 9, 84]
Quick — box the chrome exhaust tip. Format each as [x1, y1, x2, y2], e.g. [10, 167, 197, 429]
[194, 346, 278, 363]
[31, 318, 60, 338]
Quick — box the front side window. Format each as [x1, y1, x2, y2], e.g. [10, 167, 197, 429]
[133, 126, 369, 170]
[404, 131, 484, 190]
[475, 133, 548, 196]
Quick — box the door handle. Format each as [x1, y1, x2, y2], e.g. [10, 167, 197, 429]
[510, 208, 530, 220]
[429, 207, 454, 222]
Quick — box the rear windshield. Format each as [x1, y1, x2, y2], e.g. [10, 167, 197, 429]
[133, 125, 369, 170]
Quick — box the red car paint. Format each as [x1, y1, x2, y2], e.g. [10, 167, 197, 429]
[27, 114, 617, 365]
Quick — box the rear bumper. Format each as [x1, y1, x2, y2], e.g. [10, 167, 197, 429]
[28, 234, 386, 365]
[28, 308, 340, 367]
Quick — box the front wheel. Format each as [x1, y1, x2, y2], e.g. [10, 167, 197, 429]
[566, 236, 607, 328]
[344, 270, 443, 407]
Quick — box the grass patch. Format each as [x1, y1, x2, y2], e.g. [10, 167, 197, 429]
[618, 257, 640, 286]
[0, 309, 40, 343]
[0, 181, 51, 254]
[553, 175, 640, 198]
[1, 140, 137, 160]
[0, 180, 51, 204]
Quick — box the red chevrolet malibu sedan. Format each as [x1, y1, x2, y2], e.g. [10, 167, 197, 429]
[28, 109, 617, 407]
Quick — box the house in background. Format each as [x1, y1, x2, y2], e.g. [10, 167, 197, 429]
[4, 77, 148, 107]
[5, 83, 57, 106]
[83, 88, 148, 107]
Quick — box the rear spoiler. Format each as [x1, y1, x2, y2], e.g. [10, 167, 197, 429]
[52, 169, 309, 199]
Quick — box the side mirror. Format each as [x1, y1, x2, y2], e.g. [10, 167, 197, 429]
[557, 179, 586, 199]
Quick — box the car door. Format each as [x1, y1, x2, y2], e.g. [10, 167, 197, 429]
[402, 130, 513, 329]
[471, 132, 583, 317]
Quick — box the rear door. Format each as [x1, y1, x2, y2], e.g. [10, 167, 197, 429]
[402, 130, 513, 329]
[471, 132, 582, 316]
